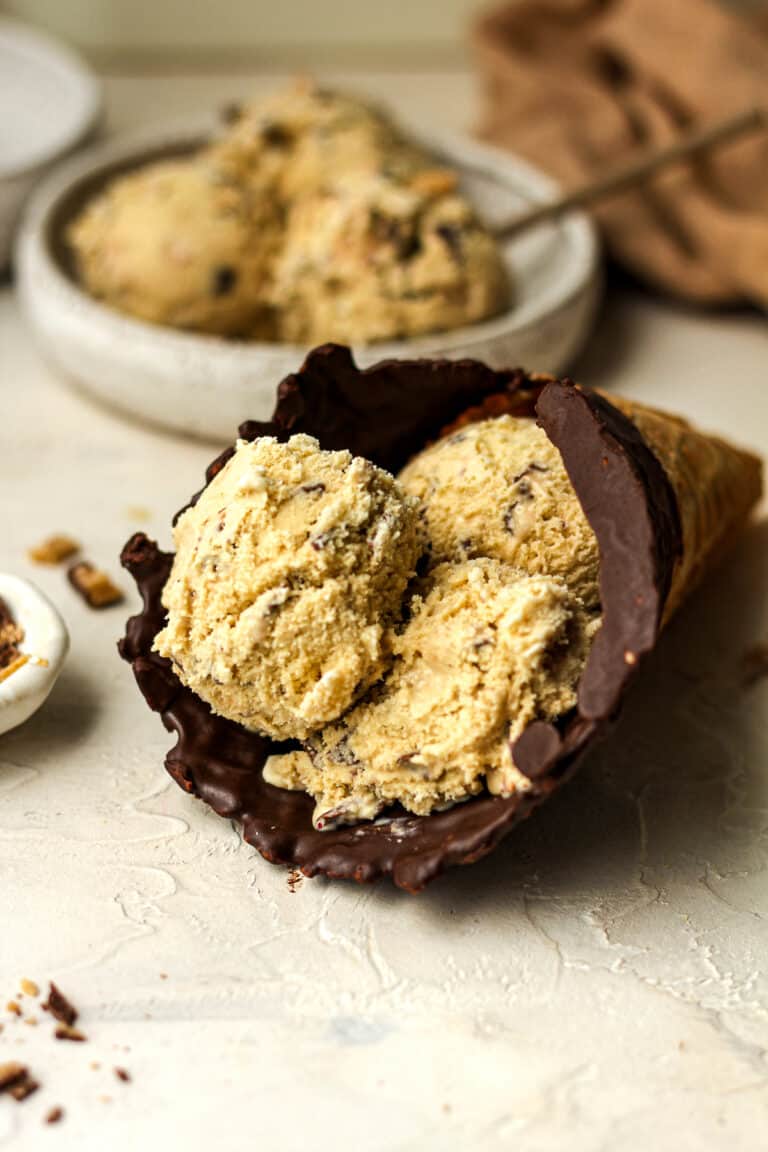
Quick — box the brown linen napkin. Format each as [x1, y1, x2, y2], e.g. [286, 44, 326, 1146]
[473, 0, 768, 307]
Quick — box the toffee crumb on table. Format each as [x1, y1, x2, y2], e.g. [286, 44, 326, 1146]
[67, 563, 124, 609]
[27, 535, 80, 565]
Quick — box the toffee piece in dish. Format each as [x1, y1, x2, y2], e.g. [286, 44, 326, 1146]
[119, 345, 762, 892]
[0, 575, 69, 736]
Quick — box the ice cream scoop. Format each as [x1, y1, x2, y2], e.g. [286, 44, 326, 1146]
[398, 414, 601, 609]
[0, 574, 69, 736]
[154, 433, 425, 740]
[267, 558, 599, 829]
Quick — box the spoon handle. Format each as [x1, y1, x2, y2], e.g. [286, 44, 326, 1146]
[494, 106, 766, 241]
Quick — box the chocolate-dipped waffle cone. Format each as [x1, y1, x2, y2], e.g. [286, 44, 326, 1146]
[118, 345, 763, 892]
[606, 397, 763, 627]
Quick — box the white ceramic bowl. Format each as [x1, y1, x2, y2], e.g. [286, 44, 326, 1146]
[0, 574, 69, 736]
[16, 118, 601, 442]
[0, 17, 100, 271]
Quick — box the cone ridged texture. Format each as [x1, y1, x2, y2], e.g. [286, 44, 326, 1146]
[607, 396, 762, 625]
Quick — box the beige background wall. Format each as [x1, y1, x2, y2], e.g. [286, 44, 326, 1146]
[2, 0, 488, 65]
[2, 0, 759, 66]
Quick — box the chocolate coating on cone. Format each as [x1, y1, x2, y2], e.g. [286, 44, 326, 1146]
[119, 344, 682, 892]
[533, 382, 682, 716]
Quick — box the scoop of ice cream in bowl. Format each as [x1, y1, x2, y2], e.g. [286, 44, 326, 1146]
[67, 80, 510, 346]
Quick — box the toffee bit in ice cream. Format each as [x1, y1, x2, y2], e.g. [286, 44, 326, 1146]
[398, 415, 601, 609]
[211, 264, 238, 296]
[270, 559, 598, 828]
[154, 434, 425, 741]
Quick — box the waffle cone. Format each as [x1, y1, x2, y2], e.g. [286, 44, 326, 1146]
[605, 395, 763, 626]
[118, 347, 765, 891]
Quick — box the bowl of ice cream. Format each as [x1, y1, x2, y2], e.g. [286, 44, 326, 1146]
[16, 81, 600, 441]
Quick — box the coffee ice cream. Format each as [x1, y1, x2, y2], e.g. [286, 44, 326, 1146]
[154, 434, 424, 740]
[265, 558, 597, 827]
[399, 414, 601, 608]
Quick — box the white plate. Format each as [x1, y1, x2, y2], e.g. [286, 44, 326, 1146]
[16, 119, 601, 442]
[0, 17, 100, 270]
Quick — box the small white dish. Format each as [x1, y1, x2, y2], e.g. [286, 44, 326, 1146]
[0, 574, 69, 736]
[16, 119, 601, 442]
[0, 17, 100, 270]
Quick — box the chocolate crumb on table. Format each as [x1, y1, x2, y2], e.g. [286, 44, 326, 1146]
[67, 562, 124, 609]
[114, 1067, 131, 1083]
[44, 1106, 64, 1125]
[27, 535, 80, 565]
[43, 982, 78, 1027]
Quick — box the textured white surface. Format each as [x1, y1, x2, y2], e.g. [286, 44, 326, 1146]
[1, 71, 768, 1150]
